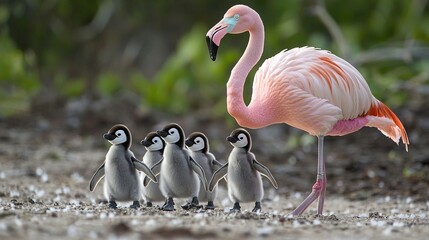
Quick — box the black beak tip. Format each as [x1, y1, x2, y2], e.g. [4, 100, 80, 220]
[206, 36, 218, 61]
[185, 139, 193, 147]
[157, 130, 168, 138]
[103, 133, 115, 141]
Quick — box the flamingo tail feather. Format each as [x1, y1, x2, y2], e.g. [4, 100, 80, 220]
[366, 101, 409, 151]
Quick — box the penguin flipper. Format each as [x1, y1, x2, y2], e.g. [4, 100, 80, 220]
[211, 158, 227, 182]
[151, 158, 163, 175]
[142, 176, 151, 187]
[189, 157, 208, 191]
[208, 163, 228, 191]
[252, 159, 278, 189]
[89, 163, 105, 191]
[132, 156, 157, 183]
[212, 159, 224, 170]
[143, 158, 163, 186]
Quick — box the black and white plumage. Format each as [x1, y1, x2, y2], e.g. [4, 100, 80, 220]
[154, 123, 208, 211]
[209, 128, 278, 212]
[140, 132, 165, 207]
[89, 124, 157, 209]
[185, 132, 223, 210]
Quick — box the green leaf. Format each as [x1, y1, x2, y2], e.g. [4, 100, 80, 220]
[96, 72, 122, 97]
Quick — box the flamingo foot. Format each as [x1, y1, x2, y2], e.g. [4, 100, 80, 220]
[289, 178, 326, 217]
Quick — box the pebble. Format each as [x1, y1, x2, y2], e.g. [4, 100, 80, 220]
[257, 226, 273, 236]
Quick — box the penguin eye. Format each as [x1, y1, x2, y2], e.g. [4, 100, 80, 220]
[196, 140, 200, 143]
[154, 139, 158, 143]
[117, 133, 121, 136]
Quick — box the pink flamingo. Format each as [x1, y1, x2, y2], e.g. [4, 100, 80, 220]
[206, 4, 409, 216]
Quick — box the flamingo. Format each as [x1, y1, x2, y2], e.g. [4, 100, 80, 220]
[205, 4, 409, 216]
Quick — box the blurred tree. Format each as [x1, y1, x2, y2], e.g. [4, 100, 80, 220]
[0, 0, 428, 120]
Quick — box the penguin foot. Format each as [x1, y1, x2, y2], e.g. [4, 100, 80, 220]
[252, 201, 261, 213]
[130, 201, 140, 209]
[146, 202, 153, 207]
[160, 198, 175, 211]
[229, 202, 241, 212]
[108, 200, 117, 209]
[182, 197, 202, 210]
[205, 201, 215, 210]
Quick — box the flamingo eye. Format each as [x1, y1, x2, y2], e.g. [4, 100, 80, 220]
[234, 14, 240, 20]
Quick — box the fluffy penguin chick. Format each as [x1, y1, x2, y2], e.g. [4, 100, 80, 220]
[185, 132, 223, 210]
[89, 124, 157, 209]
[155, 123, 208, 211]
[209, 128, 278, 212]
[140, 132, 165, 207]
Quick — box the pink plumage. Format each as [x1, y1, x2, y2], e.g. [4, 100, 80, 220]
[253, 47, 408, 147]
[206, 4, 409, 216]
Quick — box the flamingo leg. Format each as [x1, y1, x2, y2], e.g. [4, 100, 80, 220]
[290, 136, 326, 216]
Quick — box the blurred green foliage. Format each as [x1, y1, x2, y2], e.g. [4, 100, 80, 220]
[0, 5, 39, 116]
[131, 25, 240, 115]
[0, 0, 428, 118]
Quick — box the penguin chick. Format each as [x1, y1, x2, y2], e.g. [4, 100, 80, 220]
[140, 132, 165, 207]
[155, 123, 208, 211]
[89, 124, 157, 209]
[209, 128, 278, 213]
[185, 132, 223, 210]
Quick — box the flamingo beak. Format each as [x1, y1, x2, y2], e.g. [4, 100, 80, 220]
[206, 21, 229, 61]
[206, 36, 218, 61]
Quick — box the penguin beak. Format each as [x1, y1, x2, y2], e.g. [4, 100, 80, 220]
[103, 133, 116, 141]
[185, 139, 194, 147]
[140, 139, 151, 147]
[226, 136, 238, 143]
[157, 130, 168, 138]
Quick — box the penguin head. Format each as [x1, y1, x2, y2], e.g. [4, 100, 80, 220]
[104, 124, 132, 149]
[157, 123, 185, 147]
[140, 132, 165, 152]
[185, 132, 209, 153]
[227, 128, 252, 151]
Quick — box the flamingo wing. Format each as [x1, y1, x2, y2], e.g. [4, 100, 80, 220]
[251, 47, 372, 135]
[251, 47, 409, 149]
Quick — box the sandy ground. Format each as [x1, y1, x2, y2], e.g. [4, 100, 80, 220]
[1, 126, 428, 240]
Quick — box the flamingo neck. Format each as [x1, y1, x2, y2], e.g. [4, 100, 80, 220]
[226, 18, 264, 128]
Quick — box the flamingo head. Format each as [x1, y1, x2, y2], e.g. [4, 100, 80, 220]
[206, 5, 258, 61]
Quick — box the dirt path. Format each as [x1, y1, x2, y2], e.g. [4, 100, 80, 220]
[1, 184, 428, 240]
[1, 125, 428, 239]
